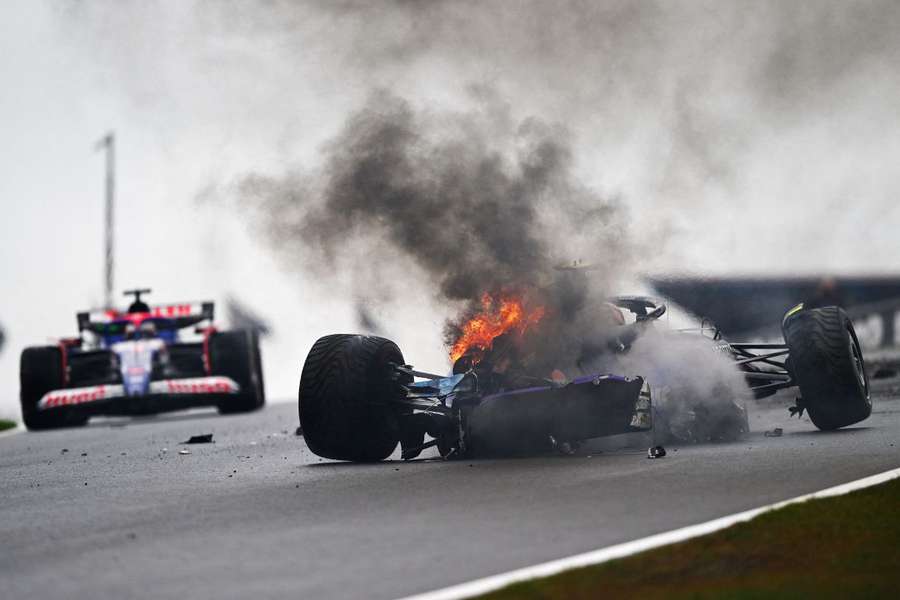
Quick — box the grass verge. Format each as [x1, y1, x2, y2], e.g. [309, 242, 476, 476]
[0, 419, 17, 432]
[480, 476, 900, 599]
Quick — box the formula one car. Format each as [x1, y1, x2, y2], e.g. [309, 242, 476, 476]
[20, 289, 265, 430]
[297, 298, 869, 462]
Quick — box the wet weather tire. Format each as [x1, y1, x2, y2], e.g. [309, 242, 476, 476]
[784, 306, 871, 430]
[298, 334, 407, 462]
[20, 346, 86, 430]
[211, 331, 265, 414]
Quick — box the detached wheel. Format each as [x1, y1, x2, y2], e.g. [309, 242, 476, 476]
[20, 346, 86, 430]
[211, 331, 265, 414]
[298, 334, 408, 462]
[784, 306, 871, 430]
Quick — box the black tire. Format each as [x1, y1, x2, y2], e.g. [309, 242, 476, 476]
[20, 346, 87, 430]
[298, 334, 408, 462]
[784, 306, 871, 430]
[211, 330, 265, 414]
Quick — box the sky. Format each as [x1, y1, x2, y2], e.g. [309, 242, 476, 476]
[2, 1, 900, 419]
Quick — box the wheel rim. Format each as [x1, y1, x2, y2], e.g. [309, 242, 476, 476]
[848, 330, 868, 396]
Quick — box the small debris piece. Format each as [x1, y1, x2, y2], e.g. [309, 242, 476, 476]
[178, 449, 191, 455]
[764, 428, 784, 438]
[81, 452, 87, 456]
[295, 426, 303, 436]
[183, 434, 214, 444]
[60, 449, 69, 454]
[647, 445, 667, 459]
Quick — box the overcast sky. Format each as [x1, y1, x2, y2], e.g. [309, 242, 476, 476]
[2, 1, 900, 419]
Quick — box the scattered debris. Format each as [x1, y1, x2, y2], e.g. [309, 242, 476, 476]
[178, 449, 191, 455]
[764, 428, 784, 438]
[182, 434, 214, 444]
[647, 445, 667, 459]
[549, 435, 579, 455]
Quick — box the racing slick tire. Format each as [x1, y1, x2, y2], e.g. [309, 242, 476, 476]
[783, 306, 871, 430]
[211, 331, 265, 414]
[19, 346, 88, 430]
[298, 334, 408, 462]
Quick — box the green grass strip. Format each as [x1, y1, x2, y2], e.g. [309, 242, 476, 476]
[480, 477, 900, 599]
[0, 419, 17, 432]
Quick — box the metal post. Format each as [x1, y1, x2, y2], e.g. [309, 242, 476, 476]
[95, 132, 115, 308]
[880, 309, 895, 348]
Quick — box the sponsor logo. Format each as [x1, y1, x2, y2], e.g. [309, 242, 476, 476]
[150, 377, 239, 395]
[90, 304, 200, 324]
[150, 304, 195, 318]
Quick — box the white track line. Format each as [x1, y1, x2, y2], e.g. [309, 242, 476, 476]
[399, 466, 900, 600]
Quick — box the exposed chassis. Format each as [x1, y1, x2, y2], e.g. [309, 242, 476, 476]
[390, 364, 652, 460]
[386, 299, 798, 459]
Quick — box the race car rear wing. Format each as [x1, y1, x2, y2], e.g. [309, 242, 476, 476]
[77, 302, 215, 334]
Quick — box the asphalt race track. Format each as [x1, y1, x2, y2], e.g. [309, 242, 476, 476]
[2, 384, 900, 600]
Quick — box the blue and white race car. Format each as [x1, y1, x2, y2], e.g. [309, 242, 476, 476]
[19, 289, 264, 430]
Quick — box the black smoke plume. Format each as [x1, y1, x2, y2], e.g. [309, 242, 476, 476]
[236, 90, 631, 361]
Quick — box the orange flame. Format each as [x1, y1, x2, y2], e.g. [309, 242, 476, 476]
[449, 293, 546, 363]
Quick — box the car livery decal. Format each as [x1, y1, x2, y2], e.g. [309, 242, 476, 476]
[783, 302, 804, 324]
[39, 384, 125, 410]
[149, 376, 239, 395]
[37, 377, 239, 410]
[87, 303, 205, 325]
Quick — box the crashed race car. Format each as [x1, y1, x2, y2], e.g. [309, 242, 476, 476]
[298, 297, 870, 462]
[19, 289, 265, 430]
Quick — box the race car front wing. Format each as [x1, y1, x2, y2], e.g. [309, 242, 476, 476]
[37, 376, 240, 410]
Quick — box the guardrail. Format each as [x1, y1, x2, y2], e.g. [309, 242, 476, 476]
[735, 296, 900, 351]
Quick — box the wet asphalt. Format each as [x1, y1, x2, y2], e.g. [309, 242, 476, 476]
[2, 384, 899, 600]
